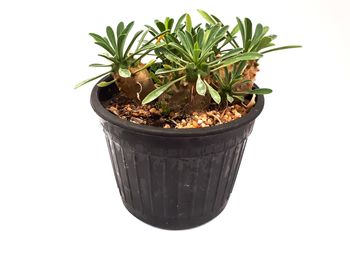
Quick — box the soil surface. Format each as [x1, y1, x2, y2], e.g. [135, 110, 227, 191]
[104, 92, 252, 129]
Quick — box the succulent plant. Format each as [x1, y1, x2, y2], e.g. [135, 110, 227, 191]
[75, 22, 166, 100]
[77, 10, 301, 112]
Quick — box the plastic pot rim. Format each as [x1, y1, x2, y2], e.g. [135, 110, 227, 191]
[90, 76, 265, 137]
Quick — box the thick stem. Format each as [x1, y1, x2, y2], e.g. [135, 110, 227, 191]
[112, 64, 155, 102]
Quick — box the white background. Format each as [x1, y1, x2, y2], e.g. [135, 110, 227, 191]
[1, 0, 349, 262]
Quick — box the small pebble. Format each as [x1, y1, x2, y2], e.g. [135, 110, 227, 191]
[130, 117, 144, 124]
[192, 121, 199, 128]
[149, 108, 157, 113]
[234, 111, 242, 118]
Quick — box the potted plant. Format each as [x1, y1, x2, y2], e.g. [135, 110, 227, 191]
[76, 10, 300, 229]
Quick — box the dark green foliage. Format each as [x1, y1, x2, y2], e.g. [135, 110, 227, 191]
[77, 10, 301, 106]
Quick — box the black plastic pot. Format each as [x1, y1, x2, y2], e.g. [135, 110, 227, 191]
[90, 76, 264, 230]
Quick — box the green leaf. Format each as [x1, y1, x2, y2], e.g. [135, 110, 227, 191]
[155, 20, 166, 32]
[116, 22, 125, 37]
[75, 71, 111, 89]
[224, 67, 229, 80]
[226, 94, 234, 103]
[185, 14, 192, 33]
[256, 35, 277, 51]
[196, 28, 204, 47]
[166, 18, 174, 31]
[149, 71, 161, 85]
[234, 88, 273, 95]
[261, 45, 302, 54]
[132, 42, 166, 66]
[197, 9, 216, 25]
[89, 33, 105, 43]
[116, 22, 134, 59]
[268, 34, 277, 41]
[136, 30, 170, 53]
[142, 76, 186, 104]
[211, 14, 222, 24]
[162, 51, 186, 67]
[165, 33, 181, 45]
[118, 68, 131, 78]
[202, 25, 228, 54]
[97, 79, 116, 87]
[98, 54, 116, 63]
[133, 60, 156, 74]
[177, 31, 194, 56]
[124, 30, 143, 58]
[145, 25, 159, 36]
[155, 67, 185, 75]
[168, 42, 192, 61]
[117, 34, 127, 59]
[223, 30, 239, 49]
[244, 18, 252, 49]
[196, 75, 207, 96]
[250, 23, 264, 50]
[94, 41, 115, 56]
[174, 14, 186, 32]
[230, 24, 240, 36]
[202, 27, 209, 42]
[216, 25, 230, 40]
[238, 79, 252, 86]
[233, 95, 245, 102]
[205, 80, 221, 104]
[106, 26, 117, 50]
[205, 24, 220, 44]
[194, 23, 203, 31]
[262, 26, 269, 36]
[164, 17, 171, 31]
[136, 29, 149, 50]
[197, 50, 215, 64]
[213, 72, 225, 86]
[185, 31, 194, 49]
[236, 17, 245, 47]
[234, 61, 248, 77]
[122, 21, 135, 37]
[211, 48, 243, 63]
[211, 52, 263, 71]
[193, 41, 201, 63]
[89, 63, 112, 67]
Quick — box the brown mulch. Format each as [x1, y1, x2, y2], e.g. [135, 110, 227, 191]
[104, 93, 251, 129]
